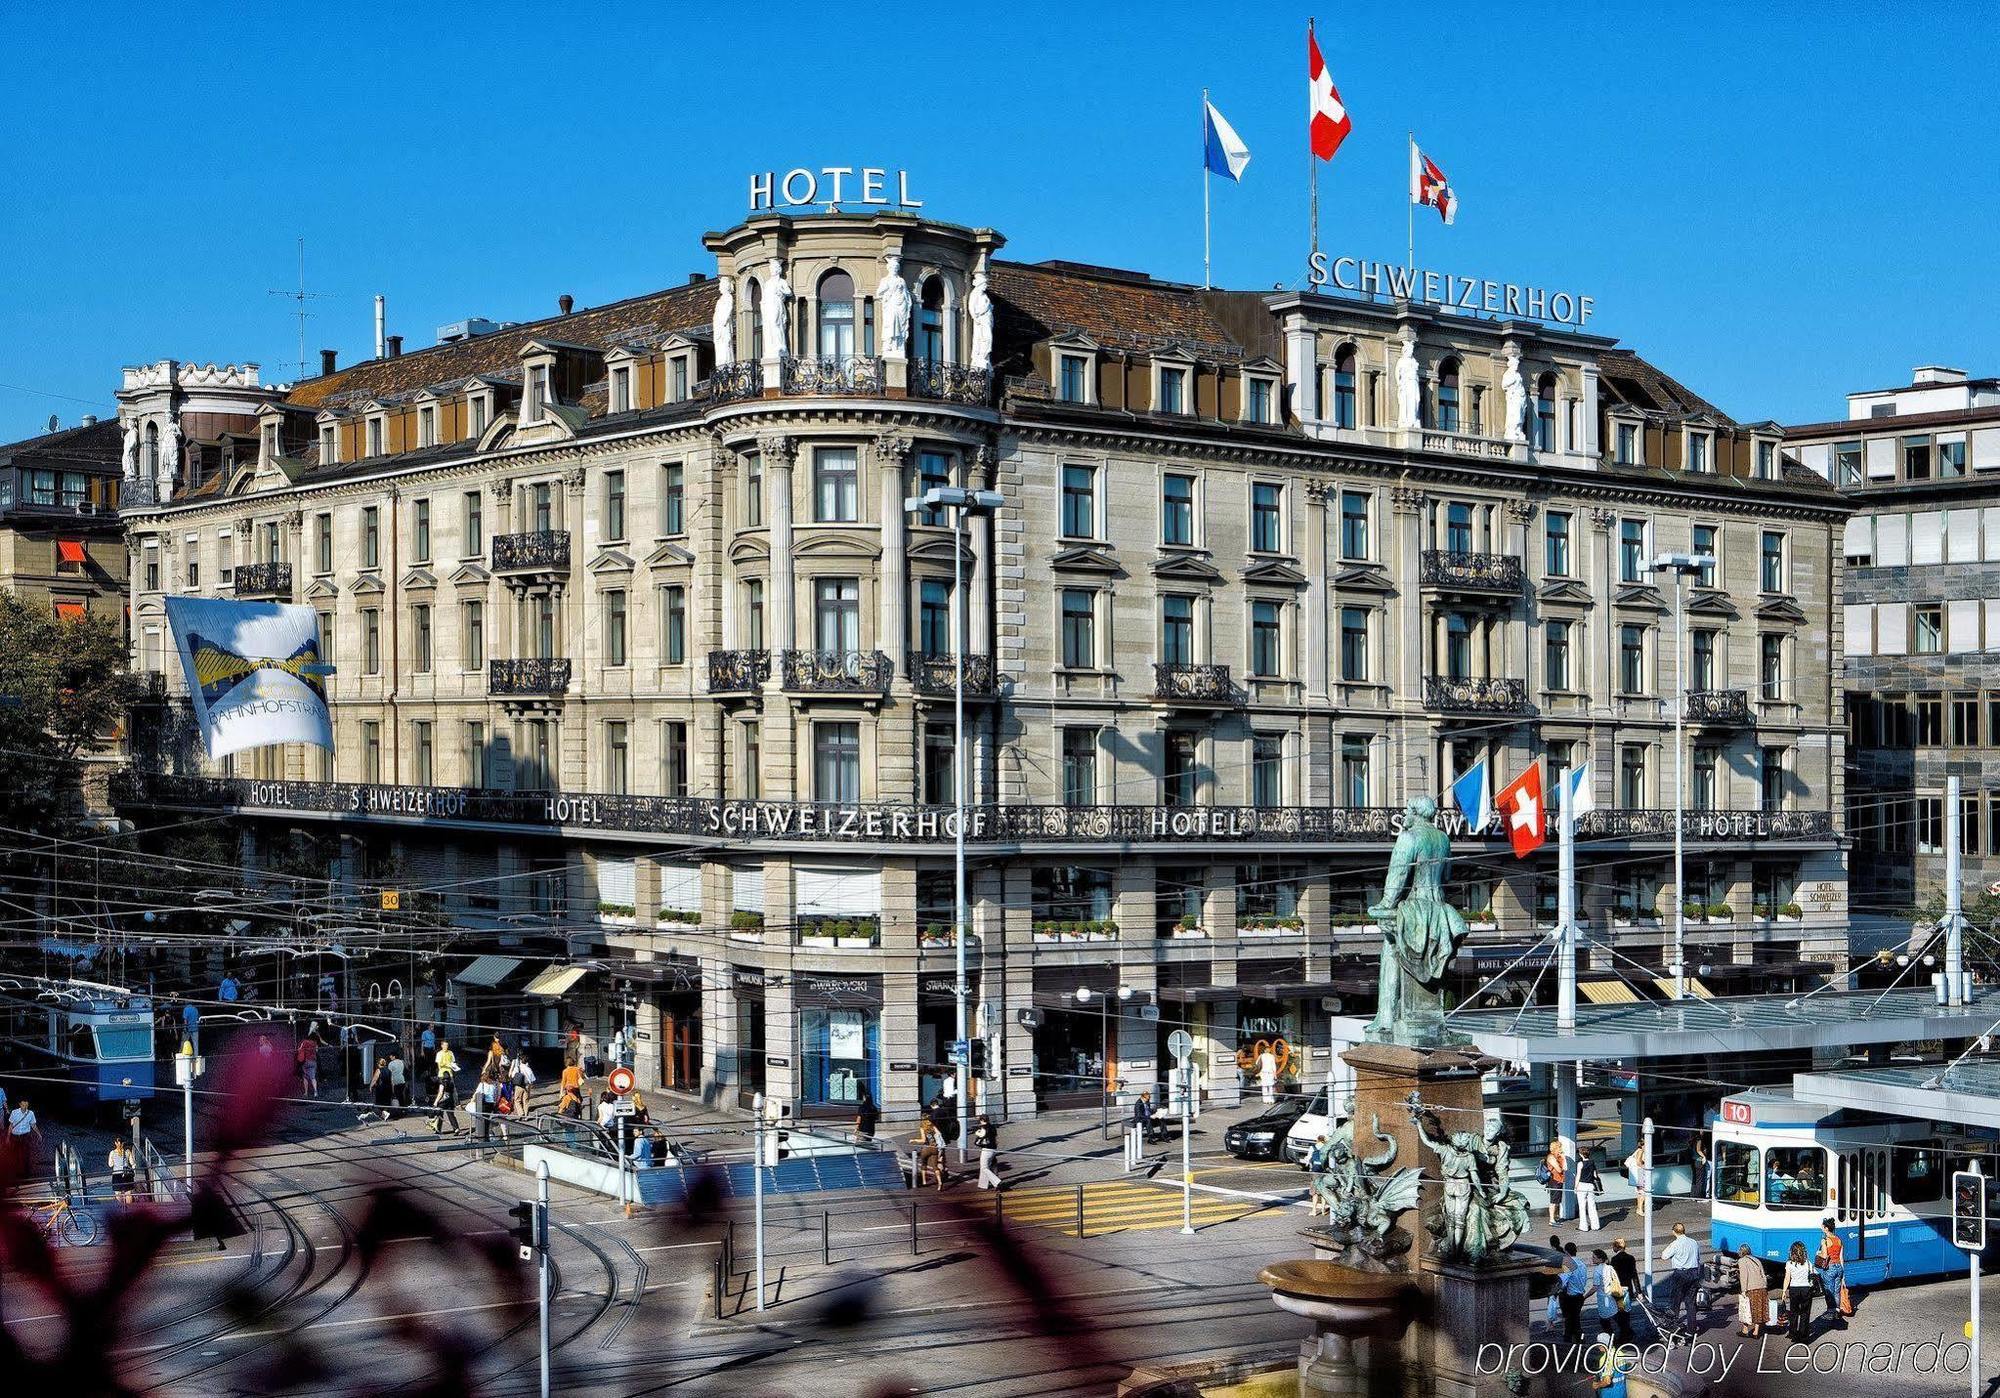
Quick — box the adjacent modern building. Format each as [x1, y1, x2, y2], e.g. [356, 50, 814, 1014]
[1790, 366, 2000, 907]
[112, 201, 1852, 1130]
[0, 417, 126, 621]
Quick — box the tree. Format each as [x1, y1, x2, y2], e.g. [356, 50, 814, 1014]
[0, 592, 140, 835]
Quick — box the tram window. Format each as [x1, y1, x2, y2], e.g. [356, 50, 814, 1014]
[1716, 1141, 1761, 1205]
[1892, 1142, 1944, 1205]
[94, 1026, 149, 1060]
[1764, 1145, 1828, 1209]
[69, 1024, 94, 1059]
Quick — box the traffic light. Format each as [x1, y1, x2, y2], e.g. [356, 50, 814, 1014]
[967, 1039, 989, 1079]
[509, 1200, 538, 1253]
[1953, 1170, 1987, 1251]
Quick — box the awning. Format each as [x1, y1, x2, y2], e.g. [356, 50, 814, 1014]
[454, 954, 524, 988]
[1653, 977, 1715, 999]
[526, 965, 590, 998]
[1580, 980, 1642, 1005]
[53, 601, 85, 621]
[57, 540, 86, 565]
[1154, 979, 1373, 1004]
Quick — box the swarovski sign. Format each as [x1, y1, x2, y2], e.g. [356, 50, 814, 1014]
[749, 167, 921, 213]
[1307, 254, 1596, 327]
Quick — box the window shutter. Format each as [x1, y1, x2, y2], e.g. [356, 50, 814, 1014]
[1949, 509, 1982, 563]
[732, 865, 765, 912]
[1973, 427, 2000, 471]
[1949, 601, 1982, 653]
[656, 860, 701, 912]
[1843, 605, 1872, 657]
[1864, 436, 1897, 479]
[1874, 602, 1907, 656]
[794, 868, 883, 917]
[597, 858, 635, 907]
[1911, 511, 1944, 565]
[1840, 515, 1871, 561]
[1874, 514, 1909, 566]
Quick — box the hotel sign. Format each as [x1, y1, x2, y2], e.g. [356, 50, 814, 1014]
[1307, 254, 1596, 327]
[749, 167, 921, 213]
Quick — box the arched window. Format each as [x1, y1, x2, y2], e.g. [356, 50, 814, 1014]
[817, 270, 855, 359]
[917, 277, 946, 366]
[1535, 373, 1558, 451]
[143, 421, 159, 477]
[1435, 357, 1461, 433]
[745, 278, 763, 362]
[1332, 343, 1358, 428]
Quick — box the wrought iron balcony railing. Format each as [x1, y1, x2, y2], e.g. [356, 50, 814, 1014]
[707, 649, 772, 693]
[1423, 675, 1531, 715]
[492, 530, 571, 572]
[1686, 689, 1752, 725]
[779, 355, 886, 396]
[1577, 808, 1835, 842]
[1419, 550, 1524, 592]
[908, 359, 992, 405]
[781, 649, 891, 694]
[694, 360, 763, 403]
[233, 561, 292, 597]
[489, 657, 571, 696]
[1154, 662, 1240, 704]
[907, 651, 996, 698]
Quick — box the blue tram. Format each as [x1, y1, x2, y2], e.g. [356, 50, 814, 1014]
[0, 981, 156, 1109]
[1709, 1089, 1993, 1285]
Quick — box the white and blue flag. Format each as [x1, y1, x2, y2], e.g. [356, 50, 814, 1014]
[1450, 758, 1493, 834]
[1557, 763, 1594, 822]
[1203, 99, 1251, 182]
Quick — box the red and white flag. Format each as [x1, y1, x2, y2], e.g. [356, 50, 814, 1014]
[1496, 764, 1546, 858]
[1410, 141, 1457, 225]
[1307, 25, 1352, 161]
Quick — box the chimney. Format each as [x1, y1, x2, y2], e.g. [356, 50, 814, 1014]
[558, 294, 574, 315]
[1913, 365, 1968, 386]
[320, 348, 338, 375]
[387, 334, 404, 358]
[374, 295, 387, 360]
[81, 414, 98, 427]
[688, 271, 707, 284]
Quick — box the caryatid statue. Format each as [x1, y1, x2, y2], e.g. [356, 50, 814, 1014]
[710, 274, 736, 366]
[874, 254, 912, 361]
[1366, 795, 1470, 1045]
[762, 259, 792, 357]
[1393, 326, 1421, 430]
[119, 420, 139, 482]
[967, 263, 995, 371]
[1501, 342, 1529, 443]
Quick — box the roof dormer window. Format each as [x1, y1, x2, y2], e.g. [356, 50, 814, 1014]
[418, 403, 438, 448]
[365, 413, 385, 458]
[1754, 439, 1775, 480]
[526, 364, 551, 424]
[262, 421, 280, 461]
[610, 364, 632, 414]
[1686, 430, 1712, 473]
[468, 388, 491, 437]
[669, 353, 692, 402]
[318, 421, 337, 464]
[1613, 420, 1639, 465]
[1156, 361, 1190, 415]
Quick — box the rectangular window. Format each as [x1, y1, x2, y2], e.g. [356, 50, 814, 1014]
[814, 447, 858, 522]
[660, 720, 689, 797]
[1953, 696, 1980, 747]
[1544, 512, 1571, 577]
[466, 720, 488, 787]
[1159, 594, 1195, 666]
[1250, 599, 1283, 677]
[1163, 730, 1199, 806]
[315, 513, 333, 573]
[671, 357, 689, 402]
[142, 540, 159, 591]
[414, 721, 434, 785]
[1340, 491, 1370, 560]
[1060, 464, 1096, 538]
[1619, 518, 1645, 582]
[914, 452, 951, 526]
[1162, 473, 1196, 546]
[413, 604, 432, 673]
[1918, 796, 1943, 854]
[362, 721, 382, 783]
[1444, 614, 1472, 679]
[1059, 354, 1087, 403]
[319, 423, 337, 463]
[923, 721, 956, 804]
[605, 721, 630, 795]
[660, 463, 685, 536]
[739, 720, 762, 799]
[417, 404, 437, 448]
[1914, 606, 1943, 655]
[362, 506, 380, 568]
[1760, 746, 1786, 811]
[1340, 734, 1371, 806]
[363, 608, 381, 675]
[186, 552, 200, 588]
[813, 578, 860, 652]
[1755, 440, 1775, 479]
[1061, 727, 1098, 805]
[1692, 746, 1718, 808]
[1619, 744, 1647, 807]
[918, 579, 953, 653]
[462, 600, 484, 670]
[1942, 439, 1968, 478]
[1686, 432, 1710, 473]
[1060, 589, 1096, 668]
[744, 453, 763, 528]
[469, 394, 489, 436]
[605, 589, 628, 666]
[1615, 422, 1637, 464]
[1619, 623, 1645, 693]
[366, 417, 384, 457]
[1251, 734, 1284, 806]
[603, 470, 627, 541]
[1761, 634, 1786, 699]
[1904, 435, 1931, 480]
[1445, 502, 1474, 555]
[1250, 481, 1284, 552]
[743, 578, 765, 650]
[531, 482, 554, 533]
[527, 365, 550, 423]
[1760, 530, 1786, 592]
[533, 593, 555, 658]
[1692, 524, 1717, 586]
[1340, 606, 1369, 682]
[317, 611, 335, 667]
[609, 365, 631, 414]
[412, 497, 431, 561]
[660, 585, 686, 663]
[463, 491, 482, 556]
[813, 722, 861, 803]
[1158, 366, 1186, 414]
[1691, 628, 1716, 690]
[1247, 377, 1273, 424]
[1544, 620, 1571, 691]
[1835, 441, 1862, 486]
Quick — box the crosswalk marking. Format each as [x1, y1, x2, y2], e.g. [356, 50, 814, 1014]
[990, 1181, 1270, 1237]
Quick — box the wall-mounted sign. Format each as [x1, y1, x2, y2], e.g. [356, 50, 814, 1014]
[1307, 254, 1596, 327]
[889, 1061, 918, 1072]
[765, 1054, 790, 1069]
[1007, 1066, 1033, 1077]
[750, 167, 921, 213]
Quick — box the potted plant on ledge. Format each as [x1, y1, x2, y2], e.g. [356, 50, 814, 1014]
[597, 901, 636, 927]
[729, 910, 765, 938]
[1173, 913, 1205, 939]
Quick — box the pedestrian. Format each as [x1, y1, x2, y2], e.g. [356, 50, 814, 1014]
[484, 1036, 506, 1080]
[1256, 1046, 1277, 1105]
[431, 1073, 462, 1136]
[1816, 1218, 1849, 1326]
[854, 1085, 880, 1142]
[362, 1055, 392, 1121]
[1783, 1240, 1815, 1341]
[632, 1130, 657, 1167]
[1557, 1240, 1590, 1345]
[475, 1072, 500, 1143]
[1592, 1332, 1633, 1398]
[181, 1000, 200, 1051]
[912, 1117, 944, 1190]
[7, 1098, 40, 1171]
[557, 1086, 584, 1119]
[511, 1056, 536, 1117]
[1575, 1148, 1602, 1231]
[219, 973, 240, 1003]
[1736, 1244, 1769, 1337]
[1661, 1221, 1703, 1332]
[387, 1047, 409, 1110]
[340, 1023, 362, 1102]
[419, 1022, 438, 1056]
[1692, 1138, 1711, 1199]
[108, 1138, 137, 1203]
[1131, 1090, 1154, 1143]
[1543, 1140, 1568, 1225]
[1608, 1239, 1639, 1341]
[1592, 1247, 1624, 1336]
[295, 1029, 321, 1098]
[972, 1113, 1002, 1189]
[435, 1040, 459, 1094]
[1623, 1145, 1650, 1217]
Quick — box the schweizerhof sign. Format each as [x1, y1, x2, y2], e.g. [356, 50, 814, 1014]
[1307, 253, 1596, 327]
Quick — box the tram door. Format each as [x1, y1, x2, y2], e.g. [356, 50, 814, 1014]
[1838, 1148, 1889, 1258]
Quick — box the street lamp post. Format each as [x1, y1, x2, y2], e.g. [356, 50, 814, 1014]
[1076, 984, 1132, 1139]
[906, 485, 1004, 1163]
[1648, 551, 1715, 1001]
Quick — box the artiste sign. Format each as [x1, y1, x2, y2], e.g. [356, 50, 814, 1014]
[1308, 254, 1595, 327]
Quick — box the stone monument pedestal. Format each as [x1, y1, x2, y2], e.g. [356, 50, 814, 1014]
[1419, 1252, 1543, 1398]
[1338, 1041, 1489, 1276]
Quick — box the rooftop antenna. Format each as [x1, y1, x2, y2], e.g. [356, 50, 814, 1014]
[268, 237, 329, 381]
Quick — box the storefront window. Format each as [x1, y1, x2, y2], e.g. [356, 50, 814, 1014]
[1715, 1140, 1760, 1205]
[1235, 997, 1301, 1089]
[1763, 1145, 1826, 1209]
[1032, 999, 1107, 1108]
[733, 993, 765, 1102]
[801, 1008, 878, 1108]
[1032, 865, 1114, 930]
[1236, 863, 1305, 929]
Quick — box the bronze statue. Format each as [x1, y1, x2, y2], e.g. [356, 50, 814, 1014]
[1406, 1092, 1531, 1265]
[1308, 1111, 1423, 1270]
[1367, 795, 1471, 1045]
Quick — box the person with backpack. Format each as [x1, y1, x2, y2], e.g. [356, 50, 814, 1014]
[511, 1056, 537, 1117]
[1575, 1148, 1603, 1231]
[972, 1114, 1002, 1189]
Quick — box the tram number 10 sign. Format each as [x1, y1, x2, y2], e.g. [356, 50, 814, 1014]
[1953, 1170, 1988, 1252]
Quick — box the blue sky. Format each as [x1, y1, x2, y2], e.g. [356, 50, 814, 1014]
[2, 3, 1994, 439]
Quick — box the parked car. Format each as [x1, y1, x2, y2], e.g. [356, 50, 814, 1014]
[1283, 1087, 1350, 1166]
[1223, 1098, 1311, 1160]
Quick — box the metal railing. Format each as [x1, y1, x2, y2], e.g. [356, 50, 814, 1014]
[1423, 675, 1531, 715]
[908, 360, 992, 405]
[1153, 662, 1239, 703]
[489, 657, 572, 696]
[1578, 808, 1835, 841]
[781, 649, 892, 694]
[1685, 689, 1751, 725]
[695, 360, 763, 403]
[906, 651, 996, 697]
[491, 530, 571, 571]
[780, 355, 886, 396]
[1419, 550, 1523, 591]
[707, 649, 773, 693]
[233, 560, 292, 597]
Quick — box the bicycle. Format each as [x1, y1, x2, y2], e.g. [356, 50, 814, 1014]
[24, 1193, 99, 1246]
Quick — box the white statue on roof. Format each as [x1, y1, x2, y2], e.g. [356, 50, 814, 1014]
[967, 259, 994, 372]
[1393, 326, 1420, 430]
[119, 420, 139, 482]
[763, 259, 792, 357]
[1501, 343, 1529, 443]
[157, 416, 182, 495]
[711, 274, 736, 366]
[875, 253, 912, 361]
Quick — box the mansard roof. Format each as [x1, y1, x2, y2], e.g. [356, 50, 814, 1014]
[988, 260, 1249, 366]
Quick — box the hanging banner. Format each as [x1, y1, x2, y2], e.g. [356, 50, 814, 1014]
[163, 596, 333, 760]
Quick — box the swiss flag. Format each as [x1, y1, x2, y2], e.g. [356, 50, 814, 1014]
[1307, 26, 1352, 161]
[1496, 764, 1546, 858]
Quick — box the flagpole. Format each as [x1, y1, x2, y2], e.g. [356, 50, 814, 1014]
[1307, 20, 1320, 275]
[1202, 88, 1212, 289]
[1406, 131, 1416, 273]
